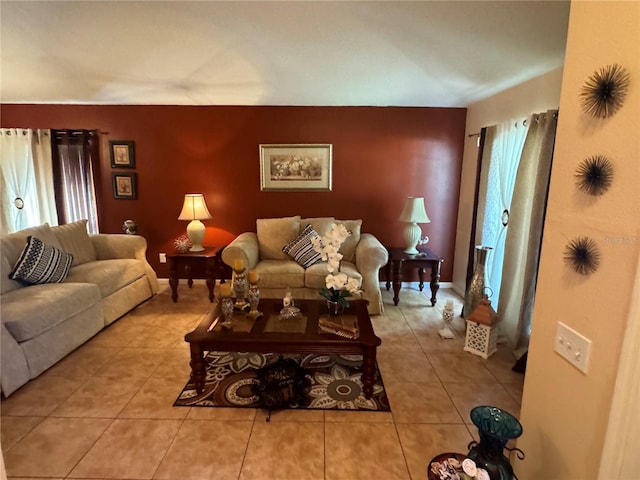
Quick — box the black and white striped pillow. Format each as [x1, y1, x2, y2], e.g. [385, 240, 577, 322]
[9, 236, 73, 284]
[282, 224, 322, 268]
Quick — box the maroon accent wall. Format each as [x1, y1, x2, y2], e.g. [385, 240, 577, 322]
[2, 105, 466, 281]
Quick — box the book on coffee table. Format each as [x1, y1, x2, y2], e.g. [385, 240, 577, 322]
[318, 314, 359, 339]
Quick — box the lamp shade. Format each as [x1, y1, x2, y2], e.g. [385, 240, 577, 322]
[178, 194, 212, 252]
[178, 194, 212, 221]
[399, 197, 430, 223]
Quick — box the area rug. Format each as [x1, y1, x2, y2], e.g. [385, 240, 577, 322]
[174, 351, 390, 412]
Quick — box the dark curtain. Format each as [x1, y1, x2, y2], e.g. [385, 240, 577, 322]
[51, 129, 100, 233]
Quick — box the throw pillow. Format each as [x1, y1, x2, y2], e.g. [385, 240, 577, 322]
[9, 236, 73, 284]
[335, 219, 362, 262]
[256, 216, 301, 260]
[52, 219, 97, 266]
[282, 224, 322, 268]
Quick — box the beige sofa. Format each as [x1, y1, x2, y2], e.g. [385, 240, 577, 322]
[221, 216, 388, 315]
[1, 221, 159, 396]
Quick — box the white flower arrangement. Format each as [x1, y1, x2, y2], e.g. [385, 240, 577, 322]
[312, 223, 361, 307]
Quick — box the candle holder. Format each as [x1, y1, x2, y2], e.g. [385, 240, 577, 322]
[438, 301, 455, 339]
[220, 297, 234, 328]
[247, 282, 263, 319]
[232, 267, 249, 311]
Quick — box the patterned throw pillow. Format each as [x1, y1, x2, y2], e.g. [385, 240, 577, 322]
[282, 224, 322, 268]
[9, 236, 73, 284]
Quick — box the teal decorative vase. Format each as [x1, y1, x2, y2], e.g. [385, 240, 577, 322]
[463, 245, 492, 319]
[467, 406, 525, 480]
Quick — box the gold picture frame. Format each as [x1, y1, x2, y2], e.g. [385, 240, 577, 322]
[259, 144, 332, 191]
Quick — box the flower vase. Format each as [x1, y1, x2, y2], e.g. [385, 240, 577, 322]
[326, 300, 343, 317]
[247, 283, 262, 318]
[463, 245, 492, 319]
[466, 406, 525, 480]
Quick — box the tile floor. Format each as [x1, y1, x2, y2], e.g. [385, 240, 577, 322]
[1, 281, 524, 480]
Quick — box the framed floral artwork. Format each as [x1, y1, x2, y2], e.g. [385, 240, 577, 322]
[259, 144, 332, 191]
[109, 140, 136, 168]
[112, 172, 137, 199]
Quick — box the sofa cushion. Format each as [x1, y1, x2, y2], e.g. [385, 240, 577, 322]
[65, 258, 147, 298]
[1, 283, 101, 343]
[1, 224, 62, 295]
[335, 219, 362, 262]
[52, 220, 97, 266]
[300, 217, 335, 237]
[282, 224, 322, 268]
[256, 216, 301, 261]
[254, 259, 305, 288]
[9, 236, 73, 284]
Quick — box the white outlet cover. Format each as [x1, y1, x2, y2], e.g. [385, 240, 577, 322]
[555, 322, 591, 374]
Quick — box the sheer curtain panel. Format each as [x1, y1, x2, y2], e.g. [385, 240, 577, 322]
[0, 128, 57, 233]
[51, 130, 100, 234]
[473, 119, 529, 307]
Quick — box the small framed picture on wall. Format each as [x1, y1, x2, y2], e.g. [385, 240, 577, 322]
[109, 140, 136, 168]
[112, 172, 137, 199]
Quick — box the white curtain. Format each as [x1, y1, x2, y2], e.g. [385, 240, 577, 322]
[474, 118, 529, 306]
[0, 129, 57, 233]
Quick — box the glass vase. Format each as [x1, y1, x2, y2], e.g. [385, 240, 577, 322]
[466, 406, 525, 480]
[326, 300, 343, 317]
[463, 245, 492, 319]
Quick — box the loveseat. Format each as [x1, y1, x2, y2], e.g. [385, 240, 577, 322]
[1, 220, 159, 397]
[221, 216, 388, 315]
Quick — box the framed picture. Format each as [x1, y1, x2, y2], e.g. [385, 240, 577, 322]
[259, 144, 332, 191]
[112, 172, 137, 199]
[109, 140, 136, 168]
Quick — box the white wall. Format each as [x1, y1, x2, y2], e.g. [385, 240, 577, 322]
[452, 68, 563, 296]
[516, 1, 640, 477]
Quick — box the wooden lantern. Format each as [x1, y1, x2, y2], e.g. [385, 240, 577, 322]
[464, 295, 500, 359]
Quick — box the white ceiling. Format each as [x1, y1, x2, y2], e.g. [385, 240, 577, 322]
[1, 1, 570, 107]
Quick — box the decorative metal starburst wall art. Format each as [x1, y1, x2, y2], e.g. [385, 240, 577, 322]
[563, 237, 600, 275]
[580, 64, 630, 118]
[575, 155, 614, 196]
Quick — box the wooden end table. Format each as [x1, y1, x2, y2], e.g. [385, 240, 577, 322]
[168, 246, 231, 303]
[385, 247, 444, 306]
[184, 298, 381, 398]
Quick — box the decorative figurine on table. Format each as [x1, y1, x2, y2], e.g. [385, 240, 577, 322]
[247, 270, 263, 319]
[280, 287, 301, 319]
[232, 259, 250, 311]
[438, 299, 455, 339]
[219, 283, 234, 328]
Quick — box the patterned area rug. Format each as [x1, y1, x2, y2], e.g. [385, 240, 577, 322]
[174, 351, 390, 412]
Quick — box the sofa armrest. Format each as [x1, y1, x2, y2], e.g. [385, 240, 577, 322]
[90, 234, 159, 293]
[221, 232, 260, 270]
[355, 234, 389, 282]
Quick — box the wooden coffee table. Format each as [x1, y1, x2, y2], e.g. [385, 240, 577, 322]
[184, 298, 382, 398]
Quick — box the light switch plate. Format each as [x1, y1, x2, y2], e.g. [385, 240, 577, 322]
[159, 253, 167, 263]
[555, 322, 591, 374]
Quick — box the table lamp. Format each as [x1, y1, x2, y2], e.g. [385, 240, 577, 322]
[399, 197, 430, 254]
[178, 193, 212, 252]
